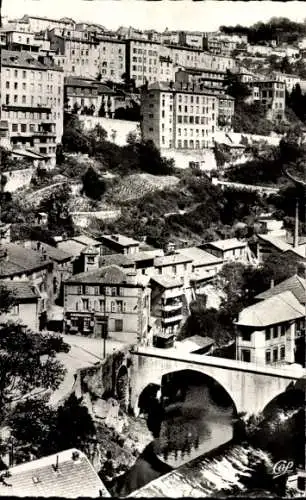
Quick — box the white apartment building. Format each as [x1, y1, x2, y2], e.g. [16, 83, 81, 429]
[235, 290, 305, 366]
[20, 15, 75, 33]
[126, 39, 160, 86]
[1, 50, 64, 166]
[272, 72, 302, 93]
[141, 81, 218, 150]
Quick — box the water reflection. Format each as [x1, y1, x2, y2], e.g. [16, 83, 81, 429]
[111, 376, 235, 496]
[153, 384, 234, 468]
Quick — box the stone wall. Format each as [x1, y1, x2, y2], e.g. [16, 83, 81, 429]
[3, 168, 34, 192]
[71, 210, 121, 228]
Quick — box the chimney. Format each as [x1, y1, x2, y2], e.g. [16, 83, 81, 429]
[294, 198, 299, 249]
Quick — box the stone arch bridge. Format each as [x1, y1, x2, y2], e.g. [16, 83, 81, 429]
[126, 347, 304, 416]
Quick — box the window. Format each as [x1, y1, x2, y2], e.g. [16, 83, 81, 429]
[6, 81, 9, 89]
[22, 70, 26, 78]
[83, 318, 91, 330]
[82, 299, 89, 310]
[22, 95, 26, 104]
[99, 300, 105, 313]
[273, 326, 278, 338]
[241, 349, 251, 362]
[111, 301, 116, 312]
[111, 287, 117, 297]
[12, 123, 18, 132]
[265, 329, 271, 341]
[280, 345, 285, 360]
[273, 347, 278, 362]
[172, 265, 176, 274]
[115, 319, 123, 332]
[265, 350, 271, 363]
[21, 124, 27, 133]
[241, 331, 251, 342]
[281, 324, 286, 336]
[116, 301, 123, 313]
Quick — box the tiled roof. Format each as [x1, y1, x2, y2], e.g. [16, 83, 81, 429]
[154, 252, 193, 267]
[0, 280, 40, 300]
[0, 448, 110, 498]
[205, 238, 247, 251]
[258, 234, 306, 259]
[147, 81, 220, 97]
[66, 265, 140, 285]
[235, 291, 305, 328]
[128, 250, 163, 263]
[57, 239, 86, 258]
[0, 243, 52, 278]
[257, 233, 292, 252]
[100, 234, 141, 247]
[1, 49, 62, 71]
[181, 335, 214, 348]
[177, 247, 223, 266]
[19, 241, 73, 263]
[255, 274, 306, 304]
[73, 235, 101, 247]
[150, 275, 183, 289]
[99, 253, 135, 268]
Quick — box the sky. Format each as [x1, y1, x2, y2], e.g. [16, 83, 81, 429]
[3, 0, 306, 33]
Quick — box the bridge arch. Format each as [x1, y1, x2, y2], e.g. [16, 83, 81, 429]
[134, 368, 238, 417]
[262, 386, 304, 417]
[129, 349, 303, 417]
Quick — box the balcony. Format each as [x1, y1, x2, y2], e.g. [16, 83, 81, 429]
[163, 288, 184, 300]
[162, 302, 182, 312]
[162, 314, 183, 324]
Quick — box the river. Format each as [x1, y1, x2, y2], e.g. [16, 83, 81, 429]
[111, 373, 235, 496]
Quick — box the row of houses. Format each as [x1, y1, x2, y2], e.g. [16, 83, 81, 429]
[1, 216, 305, 368]
[0, 17, 239, 86]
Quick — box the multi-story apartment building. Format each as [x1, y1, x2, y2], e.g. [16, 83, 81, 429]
[125, 38, 160, 86]
[160, 30, 180, 46]
[235, 290, 305, 366]
[167, 44, 238, 73]
[20, 15, 75, 33]
[175, 67, 226, 90]
[247, 79, 286, 120]
[49, 29, 100, 79]
[63, 265, 151, 344]
[141, 81, 218, 150]
[1, 50, 64, 166]
[151, 276, 184, 338]
[175, 69, 235, 129]
[97, 38, 126, 82]
[179, 31, 204, 49]
[271, 72, 302, 93]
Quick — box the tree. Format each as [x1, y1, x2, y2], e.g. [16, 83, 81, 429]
[0, 322, 69, 423]
[82, 166, 106, 200]
[49, 394, 96, 455]
[39, 183, 74, 236]
[224, 71, 251, 102]
[8, 393, 96, 461]
[0, 284, 16, 314]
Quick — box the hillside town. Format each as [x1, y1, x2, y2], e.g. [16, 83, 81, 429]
[0, 1, 305, 498]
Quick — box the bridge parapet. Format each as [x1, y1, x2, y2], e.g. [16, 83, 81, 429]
[129, 346, 304, 417]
